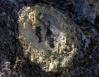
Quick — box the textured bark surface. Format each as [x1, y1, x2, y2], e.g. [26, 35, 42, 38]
[0, 0, 99, 77]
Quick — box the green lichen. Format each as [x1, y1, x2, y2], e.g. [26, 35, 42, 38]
[18, 4, 84, 74]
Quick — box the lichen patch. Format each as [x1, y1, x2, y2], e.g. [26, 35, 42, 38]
[18, 4, 79, 72]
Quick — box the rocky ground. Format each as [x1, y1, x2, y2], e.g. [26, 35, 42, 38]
[0, 0, 99, 77]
